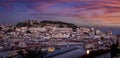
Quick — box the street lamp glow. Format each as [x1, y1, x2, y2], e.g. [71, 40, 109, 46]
[86, 50, 90, 54]
[48, 47, 55, 52]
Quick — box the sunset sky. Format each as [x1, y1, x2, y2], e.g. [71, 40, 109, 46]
[0, 0, 120, 34]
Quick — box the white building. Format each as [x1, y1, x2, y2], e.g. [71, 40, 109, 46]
[29, 27, 46, 33]
[56, 28, 72, 32]
[21, 27, 28, 32]
[52, 33, 70, 38]
[96, 30, 102, 35]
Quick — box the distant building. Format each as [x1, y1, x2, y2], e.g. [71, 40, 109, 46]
[96, 30, 102, 36]
[21, 27, 28, 32]
[29, 27, 46, 33]
[107, 31, 112, 36]
[90, 27, 95, 36]
[15, 28, 21, 32]
[56, 28, 72, 32]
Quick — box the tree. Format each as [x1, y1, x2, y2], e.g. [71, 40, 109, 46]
[26, 30, 31, 33]
[5, 29, 13, 34]
[111, 44, 118, 58]
[0, 27, 2, 31]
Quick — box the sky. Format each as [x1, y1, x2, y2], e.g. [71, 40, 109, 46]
[0, 0, 120, 34]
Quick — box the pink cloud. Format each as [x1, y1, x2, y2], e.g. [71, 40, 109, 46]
[33, 2, 56, 11]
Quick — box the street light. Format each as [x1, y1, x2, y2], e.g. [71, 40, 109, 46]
[86, 50, 90, 55]
[48, 47, 55, 52]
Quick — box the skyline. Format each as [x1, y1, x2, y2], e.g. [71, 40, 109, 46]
[0, 0, 120, 27]
[0, 0, 120, 58]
